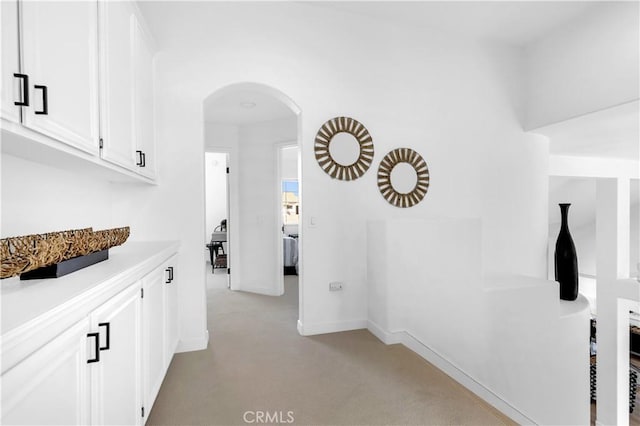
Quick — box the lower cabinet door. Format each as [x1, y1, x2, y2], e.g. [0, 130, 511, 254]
[164, 257, 179, 362]
[1, 319, 91, 425]
[90, 283, 143, 426]
[142, 265, 166, 416]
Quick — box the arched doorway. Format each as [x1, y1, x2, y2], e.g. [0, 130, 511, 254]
[202, 82, 303, 324]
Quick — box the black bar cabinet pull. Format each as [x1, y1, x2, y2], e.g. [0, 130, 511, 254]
[13, 73, 29, 106]
[141, 152, 146, 167]
[34, 85, 48, 115]
[168, 266, 174, 281]
[98, 322, 110, 351]
[136, 150, 143, 166]
[87, 332, 100, 363]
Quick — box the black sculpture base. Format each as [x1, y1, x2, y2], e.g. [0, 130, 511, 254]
[20, 250, 109, 280]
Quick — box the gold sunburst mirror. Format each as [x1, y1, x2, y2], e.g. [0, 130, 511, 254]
[377, 148, 430, 208]
[314, 117, 374, 181]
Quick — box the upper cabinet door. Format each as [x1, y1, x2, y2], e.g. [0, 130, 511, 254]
[98, 0, 137, 172]
[0, 0, 21, 124]
[20, 1, 100, 155]
[133, 14, 157, 180]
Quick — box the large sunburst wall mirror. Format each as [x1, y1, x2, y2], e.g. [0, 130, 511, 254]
[377, 148, 430, 208]
[314, 116, 374, 181]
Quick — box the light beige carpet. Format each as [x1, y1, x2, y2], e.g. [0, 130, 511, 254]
[147, 266, 515, 425]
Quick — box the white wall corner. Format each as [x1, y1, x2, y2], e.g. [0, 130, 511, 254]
[175, 329, 209, 353]
[296, 319, 367, 336]
[366, 320, 402, 345]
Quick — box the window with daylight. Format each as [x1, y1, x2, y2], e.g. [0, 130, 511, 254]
[282, 180, 299, 225]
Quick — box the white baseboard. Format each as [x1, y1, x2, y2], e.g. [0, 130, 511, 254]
[366, 320, 402, 344]
[176, 330, 209, 353]
[366, 323, 535, 426]
[297, 319, 367, 336]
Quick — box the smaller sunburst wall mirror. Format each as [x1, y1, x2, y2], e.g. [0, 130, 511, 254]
[314, 116, 374, 181]
[377, 148, 430, 208]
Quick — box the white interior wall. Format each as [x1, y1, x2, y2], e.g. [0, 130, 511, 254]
[236, 117, 296, 295]
[125, 2, 550, 351]
[525, 1, 639, 129]
[280, 146, 298, 180]
[204, 152, 227, 244]
[367, 219, 590, 425]
[203, 118, 296, 295]
[1, 154, 115, 237]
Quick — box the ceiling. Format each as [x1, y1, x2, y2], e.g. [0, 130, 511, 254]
[138, 1, 603, 49]
[204, 88, 295, 125]
[141, 1, 608, 125]
[310, 1, 601, 47]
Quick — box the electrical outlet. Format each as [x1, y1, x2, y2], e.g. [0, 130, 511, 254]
[329, 281, 343, 291]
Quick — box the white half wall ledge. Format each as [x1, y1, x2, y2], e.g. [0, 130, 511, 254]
[549, 155, 640, 179]
[528, 100, 639, 163]
[526, 99, 639, 135]
[175, 330, 209, 353]
[296, 319, 367, 336]
[366, 321, 536, 426]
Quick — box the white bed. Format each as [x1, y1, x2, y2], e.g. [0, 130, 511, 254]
[283, 236, 298, 274]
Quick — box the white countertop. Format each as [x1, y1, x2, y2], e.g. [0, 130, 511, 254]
[1, 241, 179, 335]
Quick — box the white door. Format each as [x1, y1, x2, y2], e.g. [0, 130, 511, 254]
[142, 265, 166, 416]
[1, 319, 91, 425]
[90, 283, 143, 426]
[132, 14, 156, 179]
[0, 0, 21, 124]
[164, 259, 179, 361]
[20, 0, 100, 155]
[98, 0, 137, 171]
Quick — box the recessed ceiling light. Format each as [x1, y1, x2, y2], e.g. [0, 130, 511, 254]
[240, 102, 256, 109]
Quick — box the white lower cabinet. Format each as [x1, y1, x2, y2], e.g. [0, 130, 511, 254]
[1, 319, 91, 425]
[0, 251, 179, 425]
[143, 255, 178, 418]
[165, 261, 179, 362]
[90, 282, 143, 426]
[142, 263, 166, 416]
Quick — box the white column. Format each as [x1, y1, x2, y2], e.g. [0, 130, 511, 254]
[595, 178, 631, 425]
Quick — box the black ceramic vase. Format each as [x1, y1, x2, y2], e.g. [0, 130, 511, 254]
[555, 203, 579, 301]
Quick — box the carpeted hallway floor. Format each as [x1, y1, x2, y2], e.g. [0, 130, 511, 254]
[147, 265, 515, 425]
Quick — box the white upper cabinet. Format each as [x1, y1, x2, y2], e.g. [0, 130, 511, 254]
[20, 0, 100, 155]
[1, 0, 157, 182]
[1, 0, 21, 124]
[132, 13, 157, 180]
[98, 0, 137, 172]
[99, 1, 157, 178]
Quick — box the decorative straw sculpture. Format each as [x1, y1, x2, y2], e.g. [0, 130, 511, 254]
[1, 227, 130, 279]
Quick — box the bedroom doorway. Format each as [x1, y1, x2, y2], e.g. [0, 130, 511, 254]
[278, 144, 300, 295]
[204, 151, 230, 288]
